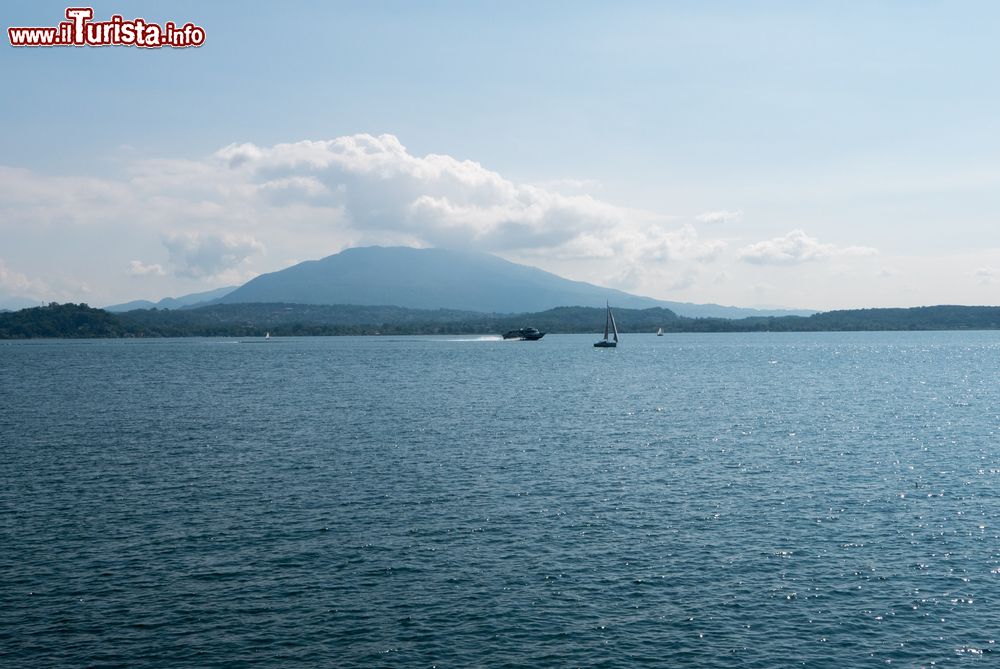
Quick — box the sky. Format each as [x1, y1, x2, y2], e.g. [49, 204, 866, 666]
[3, 0, 1000, 311]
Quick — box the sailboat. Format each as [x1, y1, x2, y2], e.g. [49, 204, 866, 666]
[594, 303, 619, 348]
[657, 327, 663, 336]
[265, 332, 271, 341]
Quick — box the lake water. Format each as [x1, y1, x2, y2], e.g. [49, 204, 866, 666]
[3, 332, 1000, 667]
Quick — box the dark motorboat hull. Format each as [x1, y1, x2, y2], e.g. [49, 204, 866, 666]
[594, 340, 617, 347]
[503, 328, 545, 341]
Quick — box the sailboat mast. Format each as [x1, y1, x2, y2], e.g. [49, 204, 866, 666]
[603, 303, 610, 340]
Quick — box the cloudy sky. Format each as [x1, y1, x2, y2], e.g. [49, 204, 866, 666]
[4, 1, 1000, 311]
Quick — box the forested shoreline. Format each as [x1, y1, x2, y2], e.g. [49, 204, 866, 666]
[3, 302, 1000, 339]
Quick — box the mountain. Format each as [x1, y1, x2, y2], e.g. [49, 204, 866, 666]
[213, 246, 813, 318]
[105, 286, 237, 312]
[0, 296, 43, 311]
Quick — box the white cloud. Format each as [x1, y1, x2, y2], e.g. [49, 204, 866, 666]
[696, 209, 742, 224]
[162, 232, 265, 278]
[0, 166, 134, 228]
[738, 229, 877, 265]
[127, 260, 165, 276]
[605, 263, 647, 291]
[256, 176, 329, 198]
[0, 258, 48, 298]
[201, 134, 739, 300]
[210, 134, 634, 253]
[663, 269, 699, 292]
[640, 224, 726, 263]
[975, 267, 998, 284]
[0, 133, 737, 302]
[0, 134, 723, 272]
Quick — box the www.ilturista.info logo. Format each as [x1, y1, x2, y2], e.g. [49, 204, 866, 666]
[8, 7, 205, 48]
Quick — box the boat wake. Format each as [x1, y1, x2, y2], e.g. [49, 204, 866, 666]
[446, 336, 503, 342]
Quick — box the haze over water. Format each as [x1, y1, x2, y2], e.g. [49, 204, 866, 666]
[3, 332, 1000, 667]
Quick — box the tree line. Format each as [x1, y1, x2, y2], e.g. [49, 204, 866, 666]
[4, 302, 1000, 339]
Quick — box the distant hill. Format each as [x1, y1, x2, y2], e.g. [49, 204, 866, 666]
[105, 285, 237, 312]
[117, 302, 489, 336]
[803, 305, 1000, 330]
[115, 303, 686, 336]
[116, 302, 1000, 335]
[212, 246, 813, 318]
[0, 296, 42, 311]
[7, 302, 1000, 338]
[0, 303, 128, 338]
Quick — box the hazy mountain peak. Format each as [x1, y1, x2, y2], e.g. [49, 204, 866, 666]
[213, 246, 814, 318]
[105, 285, 237, 312]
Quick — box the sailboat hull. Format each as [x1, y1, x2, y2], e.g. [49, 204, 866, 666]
[594, 340, 617, 348]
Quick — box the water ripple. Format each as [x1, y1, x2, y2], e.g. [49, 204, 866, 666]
[3, 332, 1000, 667]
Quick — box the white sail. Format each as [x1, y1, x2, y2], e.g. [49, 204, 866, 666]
[609, 307, 618, 342]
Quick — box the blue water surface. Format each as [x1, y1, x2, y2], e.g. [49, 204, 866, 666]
[3, 332, 1000, 667]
